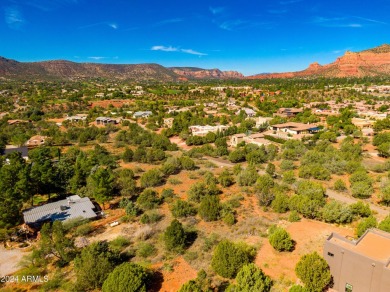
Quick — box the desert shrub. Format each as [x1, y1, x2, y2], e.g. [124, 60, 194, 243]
[124, 201, 140, 216]
[161, 157, 182, 176]
[268, 227, 294, 252]
[356, 216, 377, 237]
[199, 195, 221, 222]
[378, 216, 390, 232]
[333, 179, 347, 191]
[349, 201, 371, 217]
[188, 181, 220, 202]
[282, 170, 296, 184]
[164, 219, 187, 252]
[170, 200, 197, 218]
[211, 240, 255, 279]
[271, 193, 290, 213]
[280, 160, 295, 171]
[180, 156, 196, 170]
[321, 201, 353, 224]
[122, 148, 134, 162]
[288, 210, 301, 222]
[237, 167, 259, 186]
[140, 211, 163, 224]
[266, 163, 276, 176]
[136, 242, 157, 258]
[289, 284, 308, 292]
[226, 263, 272, 292]
[179, 270, 211, 292]
[109, 236, 131, 253]
[202, 233, 220, 252]
[296, 180, 326, 204]
[380, 179, 390, 206]
[102, 263, 150, 292]
[351, 181, 373, 198]
[222, 212, 236, 226]
[74, 223, 94, 236]
[74, 241, 122, 291]
[229, 149, 246, 163]
[140, 168, 164, 187]
[168, 177, 182, 185]
[136, 189, 161, 210]
[295, 252, 331, 292]
[161, 188, 176, 201]
[219, 169, 235, 187]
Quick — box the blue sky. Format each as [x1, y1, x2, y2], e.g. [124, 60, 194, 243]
[1, 0, 389, 75]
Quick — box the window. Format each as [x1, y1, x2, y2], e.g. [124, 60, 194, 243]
[327, 252, 334, 257]
[345, 283, 353, 292]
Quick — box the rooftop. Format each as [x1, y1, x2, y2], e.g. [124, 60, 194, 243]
[327, 229, 390, 263]
[272, 122, 319, 131]
[23, 195, 97, 225]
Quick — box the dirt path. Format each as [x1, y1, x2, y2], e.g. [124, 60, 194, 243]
[326, 189, 389, 217]
[0, 247, 29, 276]
[203, 156, 235, 168]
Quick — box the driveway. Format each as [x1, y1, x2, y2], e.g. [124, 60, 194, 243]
[326, 189, 389, 218]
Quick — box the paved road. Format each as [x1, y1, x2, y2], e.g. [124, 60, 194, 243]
[326, 189, 389, 217]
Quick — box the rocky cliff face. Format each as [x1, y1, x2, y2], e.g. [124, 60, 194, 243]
[249, 44, 390, 79]
[170, 67, 244, 79]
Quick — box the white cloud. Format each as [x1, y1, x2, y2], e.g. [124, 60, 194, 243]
[151, 46, 179, 52]
[312, 15, 386, 28]
[5, 6, 24, 29]
[219, 19, 247, 31]
[181, 49, 207, 56]
[88, 56, 107, 60]
[209, 6, 225, 15]
[109, 23, 118, 29]
[151, 46, 207, 56]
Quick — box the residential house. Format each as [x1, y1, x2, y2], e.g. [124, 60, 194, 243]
[7, 119, 30, 126]
[274, 108, 303, 118]
[96, 117, 119, 125]
[230, 133, 271, 148]
[236, 108, 256, 117]
[189, 125, 229, 136]
[65, 114, 88, 123]
[271, 122, 319, 135]
[163, 118, 174, 128]
[23, 195, 99, 229]
[133, 111, 153, 118]
[324, 229, 390, 292]
[230, 133, 246, 147]
[249, 116, 272, 128]
[26, 135, 47, 146]
[1, 145, 28, 160]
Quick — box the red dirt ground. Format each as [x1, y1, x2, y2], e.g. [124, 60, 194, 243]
[255, 219, 354, 285]
[152, 257, 198, 292]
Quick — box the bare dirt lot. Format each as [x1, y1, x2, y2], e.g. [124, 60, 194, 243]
[0, 247, 29, 276]
[255, 219, 354, 286]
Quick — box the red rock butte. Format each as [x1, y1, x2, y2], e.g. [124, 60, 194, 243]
[248, 44, 390, 79]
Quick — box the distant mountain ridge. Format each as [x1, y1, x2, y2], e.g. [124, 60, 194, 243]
[248, 44, 390, 79]
[0, 58, 243, 81]
[1, 44, 389, 81]
[169, 67, 244, 79]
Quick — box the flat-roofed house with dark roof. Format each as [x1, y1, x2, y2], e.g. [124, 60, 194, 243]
[272, 122, 320, 135]
[324, 228, 390, 292]
[23, 195, 99, 229]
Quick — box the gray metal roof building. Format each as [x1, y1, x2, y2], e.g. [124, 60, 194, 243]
[23, 195, 98, 226]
